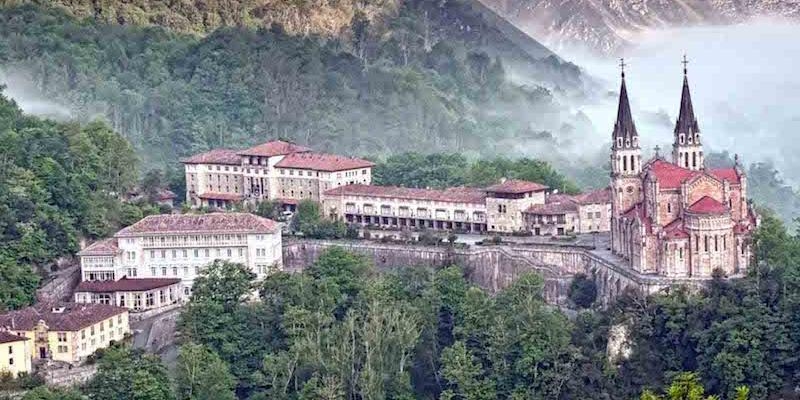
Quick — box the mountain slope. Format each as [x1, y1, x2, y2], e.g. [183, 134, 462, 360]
[24, 0, 398, 37]
[0, 1, 589, 173]
[480, 0, 800, 54]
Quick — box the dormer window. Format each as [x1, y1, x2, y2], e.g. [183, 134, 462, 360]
[625, 138, 631, 147]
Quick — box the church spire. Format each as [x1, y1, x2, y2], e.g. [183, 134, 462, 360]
[674, 55, 699, 139]
[672, 55, 704, 170]
[612, 58, 638, 149]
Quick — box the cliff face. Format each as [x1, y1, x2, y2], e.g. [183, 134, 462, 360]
[479, 0, 800, 54]
[25, 0, 399, 37]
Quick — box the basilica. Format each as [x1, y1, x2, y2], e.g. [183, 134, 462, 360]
[610, 62, 756, 278]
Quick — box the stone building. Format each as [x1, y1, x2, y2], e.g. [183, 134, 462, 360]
[322, 185, 490, 233]
[322, 179, 611, 234]
[610, 65, 756, 278]
[182, 140, 374, 209]
[75, 213, 282, 311]
[524, 188, 611, 236]
[0, 303, 129, 364]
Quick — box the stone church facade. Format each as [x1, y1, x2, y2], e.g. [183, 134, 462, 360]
[610, 65, 756, 278]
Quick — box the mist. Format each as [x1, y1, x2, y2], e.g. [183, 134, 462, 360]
[561, 19, 800, 185]
[0, 69, 72, 120]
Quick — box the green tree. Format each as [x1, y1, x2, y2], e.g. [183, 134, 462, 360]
[440, 341, 495, 400]
[175, 342, 236, 400]
[188, 260, 255, 309]
[86, 345, 174, 400]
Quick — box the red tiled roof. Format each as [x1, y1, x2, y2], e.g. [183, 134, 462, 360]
[275, 152, 374, 172]
[116, 213, 278, 236]
[663, 218, 689, 239]
[75, 278, 181, 293]
[181, 149, 241, 165]
[237, 140, 311, 157]
[484, 179, 549, 194]
[709, 168, 741, 184]
[0, 331, 28, 344]
[648, 159, 697, 189]
[77, 238, 120, 256]
[278, 198, 299, 205]
[158, 190, 177, 200]
[574, 187, 612, 205]
[525, 200, 578, 215]
[198, 192, 243, 201]
[687, 196, 728, 214]
[0, 303, 127, 332]
[324, 184, 487, 204]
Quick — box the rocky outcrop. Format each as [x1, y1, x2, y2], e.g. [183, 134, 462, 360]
[480, 0, 800, 54]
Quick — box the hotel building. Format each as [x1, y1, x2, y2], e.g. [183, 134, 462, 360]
[75, 213, 282, 311]
[182, 140, 374, 209]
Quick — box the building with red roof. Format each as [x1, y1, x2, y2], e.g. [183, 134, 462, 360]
[321, 177, 564, 233]
[608, 64, 756, 279]
[0, 303, 129, 364]
[522, 187, 612, 236]
[76, 213, 282, 313]
[181, 140, 374, 209]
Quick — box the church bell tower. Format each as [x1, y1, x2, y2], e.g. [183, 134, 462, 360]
[672, 55, 704, 170]
[610, 59, 643, 218]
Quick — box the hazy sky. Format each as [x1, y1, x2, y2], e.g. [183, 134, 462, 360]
[566, 19, 800, 183]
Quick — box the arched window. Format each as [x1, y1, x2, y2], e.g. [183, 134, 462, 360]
[692, 152, 697, 168]
[679, 133, 685, 144]
[684, 153, 689, 168]
[630, 155, 635, 171]
[623, 156, 628, 172]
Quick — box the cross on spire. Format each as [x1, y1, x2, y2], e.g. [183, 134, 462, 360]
[682, 54, 689, 75]
[654, 145, 661, 158]
[620, 58, 627, 78]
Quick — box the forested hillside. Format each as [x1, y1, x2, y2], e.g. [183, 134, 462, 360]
[0, 92, 156, 311]
[0, 1, 586, 176]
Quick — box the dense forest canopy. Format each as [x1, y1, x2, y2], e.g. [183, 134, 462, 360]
[0, 91, 170, 311]
[0, 1, 586, 173]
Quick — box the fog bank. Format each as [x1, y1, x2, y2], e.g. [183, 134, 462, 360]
[564, 19, 800, 184]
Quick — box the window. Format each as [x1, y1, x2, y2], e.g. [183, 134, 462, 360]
[704, 235, 709, 252]
[109, 318, 114, 328]
[161, 267, 167, 276]
[172, 267, 178, 276]
[194, 249, 199, 257]
[160, 290, 166, 304]
[58, 345, 68, 353]
[146, 293, 155, 307]
[205, 249, 210, 257]
[182, 249, 187, 258]
[667, 203, 672, 213]
[238, 248, 244, 257]
[151, 267, 157, 276]
[57, 332, 67, 342]
[227, 249, 232, 257]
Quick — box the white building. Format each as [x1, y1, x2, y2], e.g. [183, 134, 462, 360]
[75, 213, 282, 311]
[182, 140, 374, 209]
